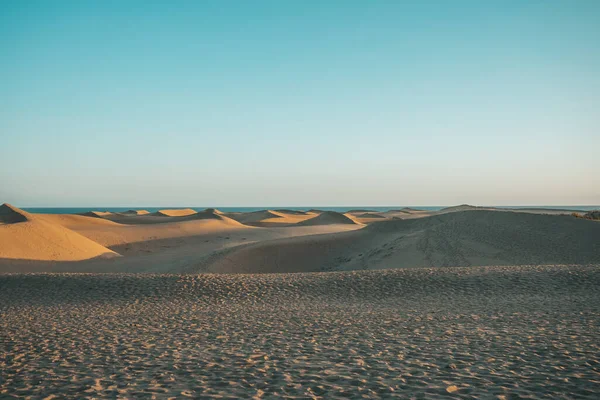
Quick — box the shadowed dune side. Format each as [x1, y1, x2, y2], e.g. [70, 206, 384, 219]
[0, 204, 119, 261]
[0, 203, 29, 224]
[202, 210, 600, 273]
[354, 212, 387, 219]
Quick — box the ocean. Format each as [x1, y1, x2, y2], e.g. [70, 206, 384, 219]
[21, 206, 599, 214]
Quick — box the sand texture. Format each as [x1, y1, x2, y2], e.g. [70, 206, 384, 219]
[1, 265, 599, 398]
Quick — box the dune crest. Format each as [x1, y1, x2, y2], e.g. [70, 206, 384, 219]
[297, 211, 361, 226]
[119, 209, 150, 216]
[154, 208, 197, 217]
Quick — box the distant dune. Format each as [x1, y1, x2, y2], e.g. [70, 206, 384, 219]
[354, 212, 386, 219]
[81, 211, 114, 218]
[203, 210, 600, 273]
[296, 211, 361, 226]
[228, 210, 283, 224]
[154, 208, 198, 217]
[0, 204, 118, 261]
[118, 209, 150, 216]
[273, 209, 309, 215]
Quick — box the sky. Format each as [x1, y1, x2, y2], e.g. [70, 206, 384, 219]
[1, 0, 599, 207]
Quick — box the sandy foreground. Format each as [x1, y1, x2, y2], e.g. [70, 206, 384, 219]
[1, 265, 600, 398]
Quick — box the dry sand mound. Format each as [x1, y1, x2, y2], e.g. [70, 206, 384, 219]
[81, 211, 114, 218]
[297, 211, 361, 226]
[273, 209, 308, 215]
[154, 208, 197, 217]
[355, 212, 386, 219]
[203, 208, 223, 215]
[228, 210, 284, 224]
[203, 210, 600, 273]
[119, 209, 150, 216]
[0, 204, 118, 261]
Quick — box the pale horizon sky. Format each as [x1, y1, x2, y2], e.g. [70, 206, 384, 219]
[1, 1, 599, 207]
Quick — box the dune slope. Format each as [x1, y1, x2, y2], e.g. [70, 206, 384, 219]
[297, 211, 361, 226]
[202, 210, 600, 273]
[0, 204, 118, 261]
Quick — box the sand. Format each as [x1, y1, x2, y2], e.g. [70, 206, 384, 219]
[2, 203, 600, 397]
[1, 265, 599, 398]
[0, 204, 118, 261]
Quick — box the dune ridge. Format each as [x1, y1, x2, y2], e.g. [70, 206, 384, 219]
[154, 208, 198, 217]
[297, 211, 361, 226]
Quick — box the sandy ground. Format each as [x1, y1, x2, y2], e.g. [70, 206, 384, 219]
[1, 265, 599, 398]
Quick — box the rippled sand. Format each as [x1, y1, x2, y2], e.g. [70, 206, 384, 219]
[1, 265, 600, 398]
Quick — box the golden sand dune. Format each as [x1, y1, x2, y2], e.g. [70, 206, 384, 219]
[297, 211, 361, 226]
[0, 204, 118, 261]
[154, 208, 198, 217]
[1, 265, 599, 398]
[202, 210, 600, 273]
[81, 210, 114, 218]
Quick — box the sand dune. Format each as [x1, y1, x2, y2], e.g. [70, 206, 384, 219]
[202, 210, 600, 273]
[297, 211, 361, 226]
[118, 209, 150, 216]
[81, 211, 114, 218]
[0, 204, 118, 261]
[154, 208, 198, 217]
[227, 210, 317, 227]
[355, 212, 386, 219]
[273, 209, 309, 215]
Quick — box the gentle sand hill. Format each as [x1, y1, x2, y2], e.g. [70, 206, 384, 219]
[202, 210, 600, 273]
[1, 265, 599, 398]
[227, 210, 317, 227]
[228, 210, 283, 224]
[154, 208, 198, 217]
[297, 211, 361, 226]
[355, 212, 386, 219]
[273, 209, 309, 215]
[0, 204, 118, 261]
[81, 211, 114, 218]
[118, 209, 150, 216]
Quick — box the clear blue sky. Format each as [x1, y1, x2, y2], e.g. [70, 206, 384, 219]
[1, 0, 598, 207]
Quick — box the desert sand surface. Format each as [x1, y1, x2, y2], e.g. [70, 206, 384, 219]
[2, 203, 600, 398]
[1, 204, 599, 273]
[1, 265, 599, 398]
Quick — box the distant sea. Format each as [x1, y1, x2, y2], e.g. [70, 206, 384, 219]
[22, 206, 599, 214]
